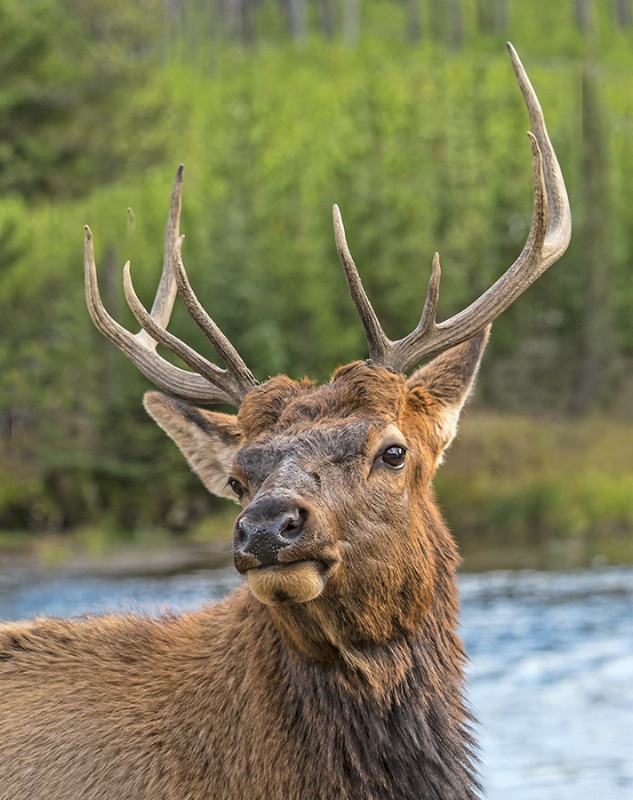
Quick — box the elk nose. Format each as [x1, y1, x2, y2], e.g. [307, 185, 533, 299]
[235, 501, 308, 567]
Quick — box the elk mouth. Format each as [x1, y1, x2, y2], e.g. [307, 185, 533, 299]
[245, 559, 333, 605]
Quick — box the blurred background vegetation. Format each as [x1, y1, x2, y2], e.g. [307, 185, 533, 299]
[0, 0, 632, 567]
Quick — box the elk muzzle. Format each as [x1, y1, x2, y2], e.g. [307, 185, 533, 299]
[233, 492, 336, 605]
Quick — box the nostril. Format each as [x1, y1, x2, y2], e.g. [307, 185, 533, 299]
[278, 507, 308, 540]
[235, 501, 309, 565]
[235, 517, 257, 548]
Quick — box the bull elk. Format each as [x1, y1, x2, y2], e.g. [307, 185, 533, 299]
[0, 45, 570, 799]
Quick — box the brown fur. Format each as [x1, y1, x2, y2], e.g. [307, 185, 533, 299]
[0, 330, 488, 799]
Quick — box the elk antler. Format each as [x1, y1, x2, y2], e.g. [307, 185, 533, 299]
[85, 165, 258, 407]
[333, 43, 572, 374]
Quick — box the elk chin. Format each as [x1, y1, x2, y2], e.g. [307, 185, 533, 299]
[246, 561, 328, 606]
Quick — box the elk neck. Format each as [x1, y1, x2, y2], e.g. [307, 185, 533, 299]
[226, 574, 477, 799]
[261, 501, 464, 690]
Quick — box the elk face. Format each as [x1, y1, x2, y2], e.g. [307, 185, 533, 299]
[85, 46, 570, 622]
[144, 330, 487, 609]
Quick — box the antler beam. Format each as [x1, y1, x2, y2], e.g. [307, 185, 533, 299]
[333, 43, 572, 374]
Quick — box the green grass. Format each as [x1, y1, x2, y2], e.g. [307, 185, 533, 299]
[438, 411, 633, 568]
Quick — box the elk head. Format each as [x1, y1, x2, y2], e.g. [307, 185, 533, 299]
[84, 46, 570, 648]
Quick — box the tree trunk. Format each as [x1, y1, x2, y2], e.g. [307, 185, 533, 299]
[493, 0, 508, 30]
[286, 0, 307, 43]
[572, 68, 617, 412]
[319, 0, 335, 39]
[429, 0, 462, 46]
[449, 0, 463, 48]
[614, 0, 632, 27]
[573, 0, 596, 37]
[405, 0, 422, 44]
[343, 0, 361, 46]
[222, 0, 257, 45]
[476, 0, 508, 32]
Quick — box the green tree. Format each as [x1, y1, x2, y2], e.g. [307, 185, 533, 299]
[0, 0, 165, 200]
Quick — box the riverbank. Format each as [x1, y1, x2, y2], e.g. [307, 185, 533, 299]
[0, 525, 629, 580]
[0, 531, 233, 578]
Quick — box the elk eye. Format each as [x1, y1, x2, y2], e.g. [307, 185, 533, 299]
[228, 478, 246, 499]
[381, 445, 406, 469]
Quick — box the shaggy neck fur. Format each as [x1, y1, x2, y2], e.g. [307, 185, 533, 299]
[253, 509, 478, 800]
[238, 574, 478, 799]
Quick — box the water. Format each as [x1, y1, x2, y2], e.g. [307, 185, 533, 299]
[460, 570, 633, 799]
[1, 566, 631, 799]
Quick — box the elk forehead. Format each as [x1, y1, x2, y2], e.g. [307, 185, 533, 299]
[238, 361, 409, 441]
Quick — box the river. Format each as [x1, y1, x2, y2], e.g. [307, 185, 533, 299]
[0, 565, 631, 799]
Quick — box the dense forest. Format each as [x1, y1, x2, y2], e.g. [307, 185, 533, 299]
[0, 0, 632, 563]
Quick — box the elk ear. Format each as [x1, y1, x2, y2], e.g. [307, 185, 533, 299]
[407, 327, 490, 453]
[144, 391, 242, 501]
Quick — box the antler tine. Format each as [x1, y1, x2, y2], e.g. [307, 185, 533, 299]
[84, 165, 257, 407]
[171, 236, 258, 399]
[334, 44, 571, 375]
[507, 43, 569, 255]
[134, 165, 183, 351]
[122, 260, 252, 406]
[332, 204, 391, 364]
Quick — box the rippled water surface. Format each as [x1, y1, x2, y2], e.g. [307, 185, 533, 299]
[1, 566, 631, 799]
